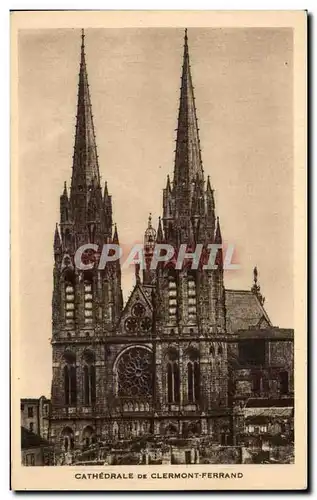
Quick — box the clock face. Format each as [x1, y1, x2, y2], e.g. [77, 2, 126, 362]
[132, 303, 145, 317]
[124, 317, 138, 333]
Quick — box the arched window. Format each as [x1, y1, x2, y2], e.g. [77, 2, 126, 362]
[166, 350, 180, 404]
[115, 347, 153, 398]
[65, 276, 75, 325]
[218, 345, 223, 356]
[83, 365, 96, 405]
[83, 351, 96, 406]
[61, 427, 74, 452]
[84, 276, 93, 325]
[168, 275, 177, 322]
[63, 352, 76, 405]
[187, 350, 200, 403]
[187, 274, 197, 322]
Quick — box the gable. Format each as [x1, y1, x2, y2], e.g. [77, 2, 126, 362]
[117, 284, 153, 337]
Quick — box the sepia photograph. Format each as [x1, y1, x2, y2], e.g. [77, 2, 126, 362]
[11, 10, 307, 491]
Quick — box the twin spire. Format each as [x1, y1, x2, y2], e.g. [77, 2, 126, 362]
[70, 29, 100, 201]
[59, 29, 115, 247]
[174, 28, 204, 199]
[67, 29, 220, 250]
[161, 29, 220, 246]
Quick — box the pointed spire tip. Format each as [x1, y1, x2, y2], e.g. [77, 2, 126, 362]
[112, 222, 119, 243]
[81, 28, 85, 56]
[71, 26, 101, 197]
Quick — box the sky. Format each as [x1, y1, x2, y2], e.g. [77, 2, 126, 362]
[18, 27, 293, 397]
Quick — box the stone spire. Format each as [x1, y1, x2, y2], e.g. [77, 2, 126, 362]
[70, 29, 100, 221]
[112, 223, 119, 244]
[214, 216, 223, 268]
[156, 216, 164, 243]
[53, 223, 62, 258]
[143, 213, 157, 286]
[163, 29, 213, 246]
[173, 28, 204, 216]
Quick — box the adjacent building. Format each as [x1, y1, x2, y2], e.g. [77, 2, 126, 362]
[21, 426, 52, 466]
[21, 396, 51, 439]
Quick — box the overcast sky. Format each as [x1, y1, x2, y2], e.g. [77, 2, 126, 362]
[18, 27, 293, 397]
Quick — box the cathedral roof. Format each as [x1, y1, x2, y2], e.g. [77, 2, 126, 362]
[225, 289, 272, 333]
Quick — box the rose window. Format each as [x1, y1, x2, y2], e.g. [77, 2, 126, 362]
[124, 317, 138, 333]
[140, 317, 152, 332]
[132, 303, 145, 317]
[117, 347, 153, 397]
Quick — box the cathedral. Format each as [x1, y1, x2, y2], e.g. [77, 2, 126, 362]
[48, 30, 294, 465]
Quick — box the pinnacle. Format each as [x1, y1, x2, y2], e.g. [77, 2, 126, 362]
[148, 213, 152, 228]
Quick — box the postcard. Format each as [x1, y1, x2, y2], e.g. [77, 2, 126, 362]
[11, 10, 307, 491]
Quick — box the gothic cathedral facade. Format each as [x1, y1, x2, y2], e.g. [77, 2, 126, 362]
[50, 30, 273, 456]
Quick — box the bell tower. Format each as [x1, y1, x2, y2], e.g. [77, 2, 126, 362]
[152, 30, 229, 441]
[50, 30, 123, 453]
[156, 29, 226, 337]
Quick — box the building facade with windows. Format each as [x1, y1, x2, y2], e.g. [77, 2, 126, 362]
[21, 396, 51, 439]
[47, 30, 294, 464]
